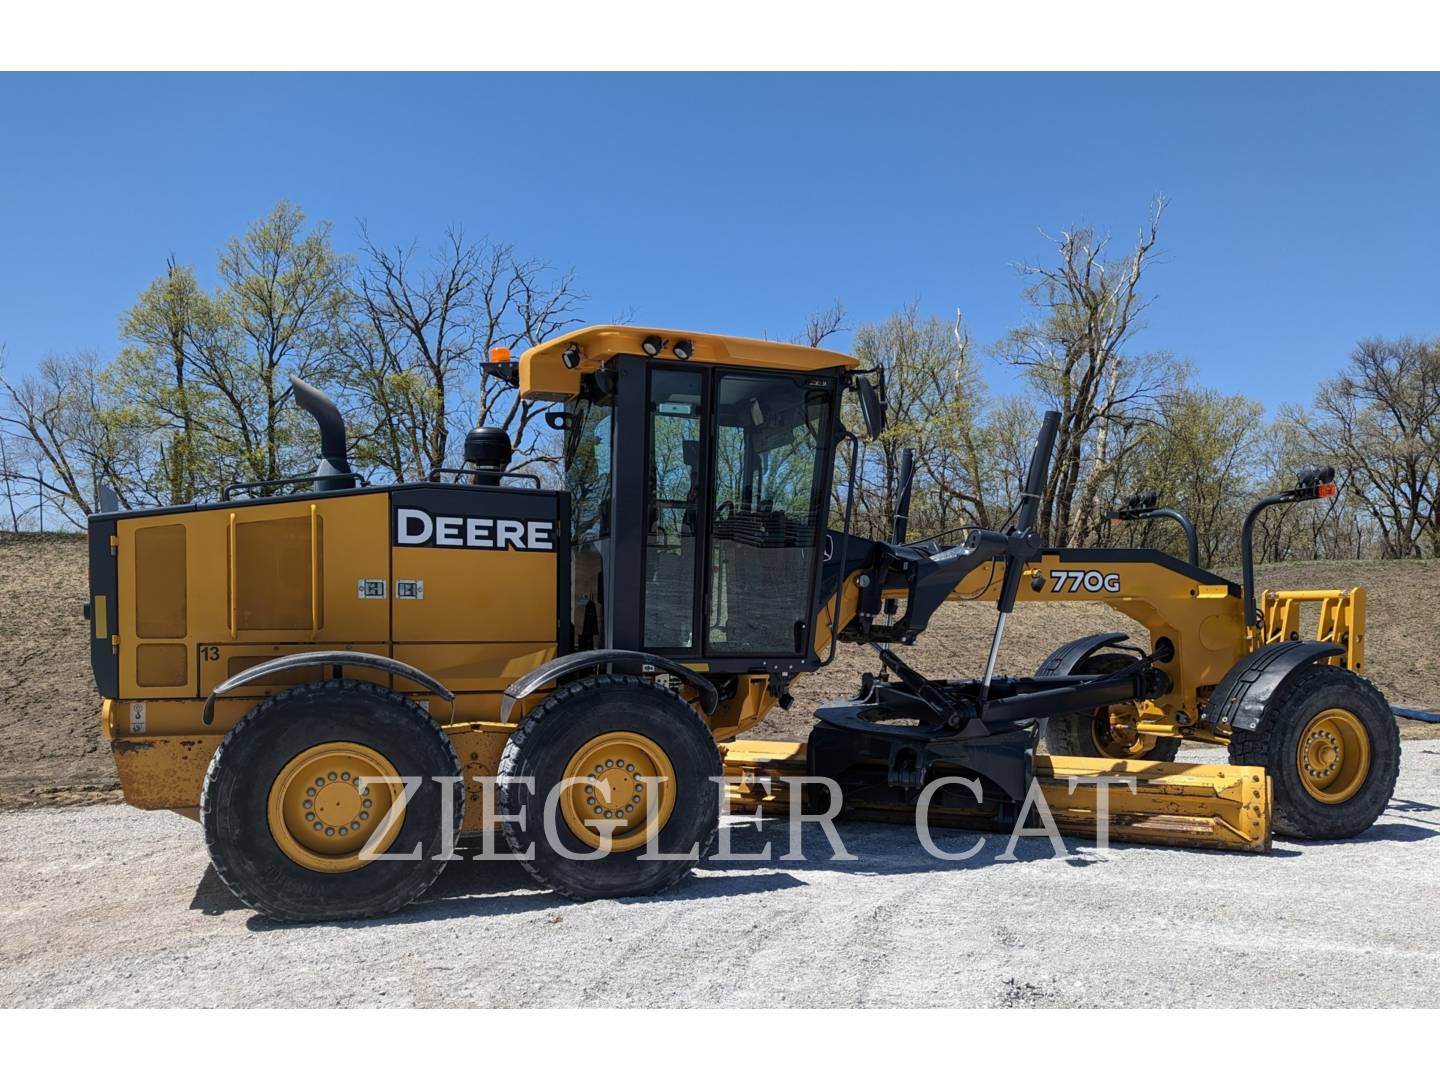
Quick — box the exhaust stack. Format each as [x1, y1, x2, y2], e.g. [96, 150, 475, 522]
[289, 375, 355, 492]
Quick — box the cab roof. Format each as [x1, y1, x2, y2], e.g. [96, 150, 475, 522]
[517, 324, 858, 401]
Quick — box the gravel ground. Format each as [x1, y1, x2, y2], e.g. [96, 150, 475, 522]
[3, 746, 1438, 1008]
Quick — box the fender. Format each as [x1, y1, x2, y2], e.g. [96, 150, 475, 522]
[500, 649, 719, 724]
[1035, 632, 1131, 677]
[200, 650, 454, 726]
[1208, 640, 1344, 733]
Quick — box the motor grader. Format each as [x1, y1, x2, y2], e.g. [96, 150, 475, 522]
[85, 325, 1401, 920]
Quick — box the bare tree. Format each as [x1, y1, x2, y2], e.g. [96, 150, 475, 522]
[0, 352, 152, 526]
[1292, 336, 1440, 558]
[347, 227, 584, 480]
[802, 300, 848, 348]
[999, 197, 1168, 544]
[846, 305, 992, 538]
[0, 431, 21, 531]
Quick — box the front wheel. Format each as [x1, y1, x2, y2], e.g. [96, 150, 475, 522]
[1040, 653, 1182, 762]
[1228, 664, 1400, 839]
[496, 675, 722, 900]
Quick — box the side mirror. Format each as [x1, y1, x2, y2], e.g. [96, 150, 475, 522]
[854, 374, 886, 440]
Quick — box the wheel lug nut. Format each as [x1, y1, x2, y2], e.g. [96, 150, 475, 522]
[362, 799, 372, 809]
[325, 827, 335, 836]
[341, 772, 350, 781]
[306, 787, 316, 797]
[328, 772, 338, 781]
[313, 822, 322, 831]
[359, 811, 369, 821]
[305, 812, 315, 821]
[315, 778, 325, 787]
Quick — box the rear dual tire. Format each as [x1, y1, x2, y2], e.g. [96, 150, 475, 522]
[497, 675, 722, 901]
[201, 679, 462, 922]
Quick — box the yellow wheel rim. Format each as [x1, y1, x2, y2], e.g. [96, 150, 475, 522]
[1092, 704, 1157, 759]
[266, 742, 407, 873]
[1296, 708, 1371, 804]
[560, 732, 677, 853]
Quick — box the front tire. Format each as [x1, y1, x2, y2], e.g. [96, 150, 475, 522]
[497, 675, 722, 901]
[1041, 653, 1182, 762]
[1228, 664, 1400, 839]
[201, 678, 462, 922]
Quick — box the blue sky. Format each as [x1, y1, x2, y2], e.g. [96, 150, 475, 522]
[0, 72, 1435, 411]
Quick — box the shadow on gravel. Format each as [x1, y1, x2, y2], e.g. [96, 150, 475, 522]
[1287, 821, 1440, 846]
[197, 806, 1422, 930]
[706, 815, 1308, 870]
[219, 843, 809, 932]
[1387, 797, 1440, 815]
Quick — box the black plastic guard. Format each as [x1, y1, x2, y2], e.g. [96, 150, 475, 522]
[200, 650, 455, 726]
[1208, 640, 1344, 732]
[1035, 632, 1131, 677]
[499, 649, 719, 724]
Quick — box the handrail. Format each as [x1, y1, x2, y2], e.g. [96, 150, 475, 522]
[221, 471, 369, 501]
[821, 431, 860, 667]
[1110, 501, 1201, 567]
[1239, 466, 1337, 632]
[426, 466, 543, 488]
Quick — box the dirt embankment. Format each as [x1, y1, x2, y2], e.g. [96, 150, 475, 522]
[0, 535, 114, 806]
[2, 535, 1437, 806]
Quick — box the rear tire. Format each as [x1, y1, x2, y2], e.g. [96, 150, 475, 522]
[1228, 664, 1400, 839]
[1040, 653, 1181, 762]
[497, 675, 722, 901]
[201, 679, 462, 922]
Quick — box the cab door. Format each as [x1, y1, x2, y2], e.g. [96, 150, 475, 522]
[605, 357, 835, 665]
[703, 370, 835, 659]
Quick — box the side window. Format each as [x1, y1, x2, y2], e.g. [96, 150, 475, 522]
[642, 369, 704, 649]
[707, 373, 830, 654]
[566, 398, 612, 543]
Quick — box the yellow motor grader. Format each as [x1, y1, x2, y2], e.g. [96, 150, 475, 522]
[85, 325, 1400, 919]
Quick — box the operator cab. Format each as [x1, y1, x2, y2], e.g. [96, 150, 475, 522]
[508, 326, 861, 676]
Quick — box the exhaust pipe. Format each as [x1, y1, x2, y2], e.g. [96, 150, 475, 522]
[289, 375, 355, 492]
